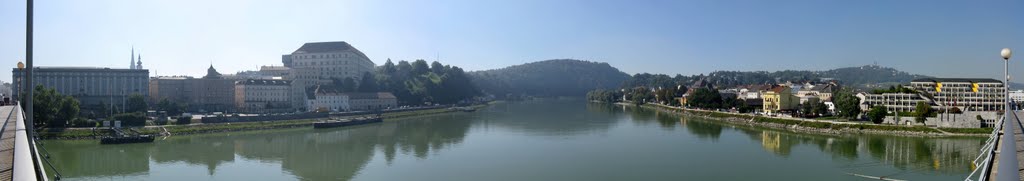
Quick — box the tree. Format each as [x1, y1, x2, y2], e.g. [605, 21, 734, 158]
[430, 61, 445, 74]
[412, 59, 430, 75]
[686, 88, 723, 109]
[801, 100, 816, 117]
[31, 85, 81, 128]
[56, 96, 80, 127]
[335, 77, 358, 92]
[381, 59, 397, 75]
[812, 100, 829, 116]
[914, 101, 932, 123]
[357, 72, 379, 92]
[126, 94, 148, 113]
[834, 89, 861, 119]
[867, 105, 887, 124]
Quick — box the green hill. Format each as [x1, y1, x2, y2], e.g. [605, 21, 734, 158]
[469, 59, 630, 98]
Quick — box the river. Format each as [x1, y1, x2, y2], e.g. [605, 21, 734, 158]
[43, 100, 984, 180]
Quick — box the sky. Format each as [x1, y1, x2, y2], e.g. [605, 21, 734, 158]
[0, 0, 1022, 83]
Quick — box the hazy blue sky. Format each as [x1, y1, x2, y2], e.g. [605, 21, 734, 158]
[0, 0, 1022, 83]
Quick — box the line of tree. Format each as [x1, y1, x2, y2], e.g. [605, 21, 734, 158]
[363, 59, 480, 105]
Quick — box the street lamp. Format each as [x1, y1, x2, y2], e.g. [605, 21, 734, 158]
[997, 47, 1019, 181]
[1004, 48, 1013, 111]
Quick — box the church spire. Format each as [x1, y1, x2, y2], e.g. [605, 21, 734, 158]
[137, 54, 143, 69]
[130, 46, 136, 69]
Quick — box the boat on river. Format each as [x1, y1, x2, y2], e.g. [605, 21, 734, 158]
[313, 117, 383, 129]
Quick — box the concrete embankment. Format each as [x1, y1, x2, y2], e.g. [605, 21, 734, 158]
[614, 102, 988, 137]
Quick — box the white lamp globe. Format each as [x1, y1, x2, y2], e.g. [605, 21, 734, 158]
[1003, 48, 1013, 60]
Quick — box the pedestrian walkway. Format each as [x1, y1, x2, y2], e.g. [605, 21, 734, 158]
[0, 106, 20, 181]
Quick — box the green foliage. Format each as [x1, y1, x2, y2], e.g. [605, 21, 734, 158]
[113, 112, 146, 127]
[357, 72, 379, 92]
[32, 85, 81, 128]
[914, 101, 932, 123]
[156, 98, 188, 116]
[69, 118, 95, 128]
[867, 105, 888, 124]
[687, 88, 726, 109]
[469, 59, 630, 98]
[176, 116, 192, 125]
[126, 94, 147, 113]
[376, 59, 479, 105]
[938, 127, 993, 134]
[586, 89, 623, 103]
[626, 87, 654, 105]
[871, 85, 918, 94]
[833, 89, 861, 119]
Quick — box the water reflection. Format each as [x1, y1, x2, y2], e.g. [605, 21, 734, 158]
[651, 111, 982, 174]
[45, 113, 474, 180]
[474, 101, 621, 137]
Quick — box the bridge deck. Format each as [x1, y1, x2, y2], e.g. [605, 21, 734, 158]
[988, 110, 1024, 181]
[0, 106, 19, 181]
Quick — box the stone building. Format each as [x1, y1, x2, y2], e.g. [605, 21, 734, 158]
[149, 66, 236, 112]
[235, 79, 292, 113]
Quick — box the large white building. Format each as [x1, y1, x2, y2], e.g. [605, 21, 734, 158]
[910, 78, 1005, 112]
[282, 41, 376, 109]
[235, 79, 292, 113]
[12, 67, 148, 109]
[305, 85, 397, 112]
[307, 89, 350, 112]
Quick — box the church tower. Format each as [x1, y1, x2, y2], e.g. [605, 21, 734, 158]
[130, 47, 136, 69]
[137, 54, 143, 69]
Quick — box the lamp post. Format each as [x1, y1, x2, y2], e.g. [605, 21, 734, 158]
[1004, 48, 1012, 111]
[997, 47, 1019, 181]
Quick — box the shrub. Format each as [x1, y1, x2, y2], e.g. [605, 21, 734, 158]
[69, 118, 96, 128]
[113, 112, 147, 127]
[176, 116, 192, 125]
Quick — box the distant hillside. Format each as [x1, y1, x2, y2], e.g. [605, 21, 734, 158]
[469, 59, 630, 97]
[622, 65, 932, 90]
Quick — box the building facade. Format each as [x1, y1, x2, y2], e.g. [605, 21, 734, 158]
[306, 90, 350, 112]
[235, 79, 292, 113]
[12, 67, 149, 108]
[282, 41, 376, 110]
[346, 92, 398, 111]
[910, 78, 1004, 112]
[857, 93, 929, 113]
[762, 86, 798, 114]
[149, 66, 236, 112]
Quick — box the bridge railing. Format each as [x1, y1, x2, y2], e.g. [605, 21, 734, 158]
[965, 113, 1004, 181]
[11, 103, 52, 181]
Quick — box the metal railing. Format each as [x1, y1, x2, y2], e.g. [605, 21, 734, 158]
[965, 107, 1023, 181]
[965, 114, 1003, 181]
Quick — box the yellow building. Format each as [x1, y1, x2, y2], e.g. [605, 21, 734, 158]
[762, 86, 798, 114]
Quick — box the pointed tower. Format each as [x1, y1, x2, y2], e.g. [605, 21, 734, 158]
[137, 54, 143, 69]
[130, 47, 136, 69]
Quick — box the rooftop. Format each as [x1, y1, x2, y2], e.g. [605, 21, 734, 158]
[293, 41, 360, 54]
[911, 78, 1002, 83]
[237, 79, 292, 86]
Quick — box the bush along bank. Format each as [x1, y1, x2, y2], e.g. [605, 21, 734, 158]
[39, 103, 495, 140]
[628, 103, 988, 137]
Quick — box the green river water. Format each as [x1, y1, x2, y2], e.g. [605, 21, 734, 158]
[43, 100, 984, 180]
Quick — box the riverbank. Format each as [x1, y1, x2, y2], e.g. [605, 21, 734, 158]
[616, 102, 989, 137]
[39, 102, 496, 140]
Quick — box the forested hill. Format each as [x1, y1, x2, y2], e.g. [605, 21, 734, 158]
[622, 65, 932, 90]
[469, 59, 630, 98]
